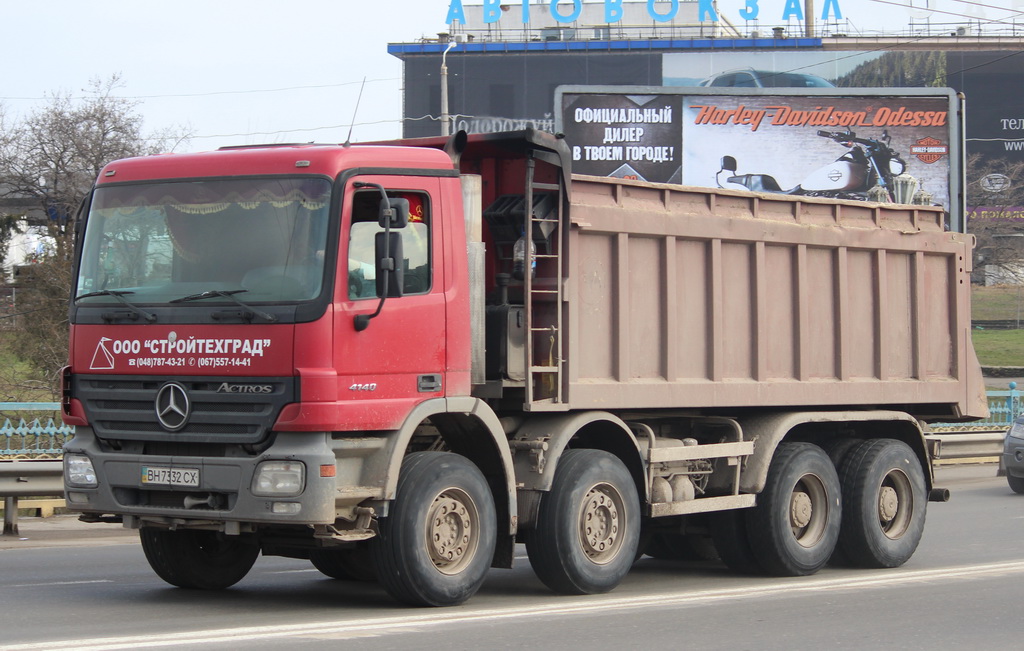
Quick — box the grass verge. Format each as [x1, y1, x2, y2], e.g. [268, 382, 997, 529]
[972, 328, 1024, 368]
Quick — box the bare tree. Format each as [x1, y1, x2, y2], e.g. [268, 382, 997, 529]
[0, 75, 190, 397]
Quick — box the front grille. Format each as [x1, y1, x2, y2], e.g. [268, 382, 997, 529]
[144, 442, 227, 457]
[75, 374, 297, 444]
[103, 421, 255, 435]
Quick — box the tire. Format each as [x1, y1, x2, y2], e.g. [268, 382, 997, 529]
[746, 442, 842, 576]
[139, 528, 260, 590]
[1009, 474, 1024, 495]
[837, 439, 927, 568]
[310, 544, 376, 582]
[710, 509, 763, 575]
[822, 437, 862, 469]
[370, 452, 496, 607]
[820, 437, 860, 567]
[525, 449, 640, 595]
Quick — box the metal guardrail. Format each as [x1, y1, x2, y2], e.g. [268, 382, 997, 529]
[1, 403, 71, 535]
[925, 386, 1019, 459]
[1, 459, 64, 535]
[926, 431, 1006, 460]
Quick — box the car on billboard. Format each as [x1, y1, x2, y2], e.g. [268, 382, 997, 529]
[701, 69, 835, 88]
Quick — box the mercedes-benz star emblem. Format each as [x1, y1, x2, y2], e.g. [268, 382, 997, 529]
[155, 382, 191, 431]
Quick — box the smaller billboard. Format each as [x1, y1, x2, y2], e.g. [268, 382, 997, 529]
[557, 86, 964, 231]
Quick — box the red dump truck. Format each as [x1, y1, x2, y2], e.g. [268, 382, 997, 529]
[62, 129, 986, 606]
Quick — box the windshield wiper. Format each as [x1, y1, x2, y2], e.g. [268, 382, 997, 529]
[170, 289, 277, 323]
[75, 290, 157, 323]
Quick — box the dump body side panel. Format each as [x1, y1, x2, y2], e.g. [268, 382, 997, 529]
[563, 175, 985, 420]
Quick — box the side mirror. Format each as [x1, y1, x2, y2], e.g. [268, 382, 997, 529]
[379, 197, 410, 229]
[720, 156, 737, 173]
[375, 231, 404, 298]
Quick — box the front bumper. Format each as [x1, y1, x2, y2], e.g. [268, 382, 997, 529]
[63, 426, 342, 527]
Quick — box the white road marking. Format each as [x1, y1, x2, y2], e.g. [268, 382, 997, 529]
[7, 580, 114, 588]
[4, 560, 1024, 650]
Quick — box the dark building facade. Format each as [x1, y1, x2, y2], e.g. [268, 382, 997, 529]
[397, 50, 664, 138]
[390, 23, 1024, 248]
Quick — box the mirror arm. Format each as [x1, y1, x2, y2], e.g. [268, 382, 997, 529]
[352, 181, 394, 332]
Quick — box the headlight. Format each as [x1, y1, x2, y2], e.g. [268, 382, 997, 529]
[1007, 421, 1024, 441]
[65, 454, 98, 488]
[889, 158, 906, 175]
[252, 461, 305, 497]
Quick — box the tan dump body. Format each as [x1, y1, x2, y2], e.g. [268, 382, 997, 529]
[563, 175, 987, 421]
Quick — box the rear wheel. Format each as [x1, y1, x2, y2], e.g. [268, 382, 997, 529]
[310, 544, 376, 582]
[370, 452, 496, 607]
[822, 437, 862, 469]
[746, 442, 842, 576]
[838, 439, 927, 568]
[140, 528, 260, 590]
[526, 450, 640, 595]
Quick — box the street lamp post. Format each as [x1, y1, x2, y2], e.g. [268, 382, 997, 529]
[440, 41, 456, 136]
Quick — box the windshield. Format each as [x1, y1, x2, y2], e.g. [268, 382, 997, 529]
[76, 178, 331, 305]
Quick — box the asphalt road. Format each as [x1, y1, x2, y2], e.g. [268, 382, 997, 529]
[1, 464, 1021, 651]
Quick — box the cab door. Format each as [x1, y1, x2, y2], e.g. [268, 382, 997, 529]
[333, 175, 447, 430]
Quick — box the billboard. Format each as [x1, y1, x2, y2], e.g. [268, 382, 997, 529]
[558, 86, 963, 230]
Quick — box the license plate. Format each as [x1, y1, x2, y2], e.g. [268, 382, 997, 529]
[141, 466, 200, 487]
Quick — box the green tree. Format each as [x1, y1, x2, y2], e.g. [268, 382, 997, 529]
[0, 75, 189, 397]
[835, 51, 948, 88]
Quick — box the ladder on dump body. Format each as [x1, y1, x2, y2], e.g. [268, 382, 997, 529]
[523, 154, 567, 410]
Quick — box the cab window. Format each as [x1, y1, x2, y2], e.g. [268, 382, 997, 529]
[347, 190, 431, 300]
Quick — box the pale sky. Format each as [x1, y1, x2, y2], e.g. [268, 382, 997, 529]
[1, 0, 1018, 153]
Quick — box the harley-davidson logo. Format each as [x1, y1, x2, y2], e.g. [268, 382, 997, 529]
[910, 137, 949, 164]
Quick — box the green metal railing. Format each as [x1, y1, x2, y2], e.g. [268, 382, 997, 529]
[0, 403, 73, 458]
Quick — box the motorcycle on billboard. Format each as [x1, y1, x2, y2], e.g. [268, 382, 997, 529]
[715, 128, 909, 202]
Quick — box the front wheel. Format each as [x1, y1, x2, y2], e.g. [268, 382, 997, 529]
[1008, 474, 1024, 495]
[838, 439, 927, 568]
[139, 528, 260, 590]
[746, 442, 842, 576]
[526, 449, 640, 595]
[370, 452, 496, 607]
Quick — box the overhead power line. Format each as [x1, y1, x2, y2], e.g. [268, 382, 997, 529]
[0, 77, 400, 102]
[869, 0, 1024, 25]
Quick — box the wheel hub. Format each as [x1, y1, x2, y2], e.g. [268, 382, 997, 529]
[790, 491, 813, 529]
[789, 474, 829, 548]
[426, 489, 478, 575]
[878, 485, 899, 523]
[579, 483, 623, 564]
[879, 469, 914, 540]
